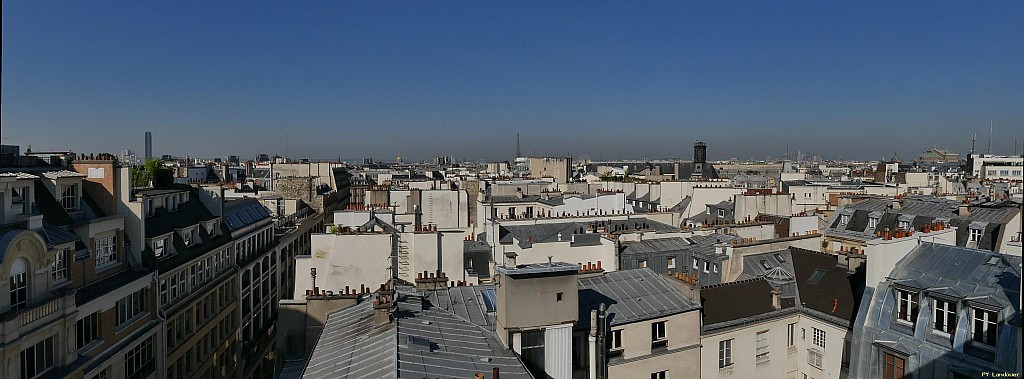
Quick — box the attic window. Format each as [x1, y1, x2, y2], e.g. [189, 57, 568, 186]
[984, 256, 1000, 266]
[868, 218, 878, 228]
[774, 253, 786, 263]
[970, 228, 982, 243]
[807, 269, 827, 285]
[760, 260, 772, 270]
[839, 215, 850, 225]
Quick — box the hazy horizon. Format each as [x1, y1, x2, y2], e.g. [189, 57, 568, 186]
[3, 2, 1022, 162]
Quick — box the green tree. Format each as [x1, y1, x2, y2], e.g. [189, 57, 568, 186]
[131, 159, 174, 188]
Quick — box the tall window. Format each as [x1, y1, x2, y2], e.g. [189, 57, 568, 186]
[521, 331, 545, 378]
[812, 327, 826, 348]
[934, 299, 957, 334]
[883, 352, 905, 379]
[95, 235, 117, 268]
[52, 249, 69, 283]
[77, 312, 101, 350]
[20, 336, 54, 379]
[787, 323, 796, 347]
[117, 289, 147, 326]
[703, 261, 711, 273]
[652, 321, 667, 344]
[839, 214, 850, 225]
[869, 217, 878, 228]
[971, 308, 998, 346]
[718, 339, 733, 368]
[60, 184, 78, 211]
[666, 257, 675, 269]
[693, 257, 699, 269]
[154, 238, 166, 258]
[183, 229, 192, 246]
[895, 289, 918, 324]
[609, 329, 623, 350]
[756, 330, 770, 362]
[651, 371, 668, 379]
[124, 336, 155, 379]
[10, 258, 29, 311]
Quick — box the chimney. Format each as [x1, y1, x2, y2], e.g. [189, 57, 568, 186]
[771, 287, 782, 310]
[890, 199, 902, 210]
[492, 368, 500, 379]
[958, 204, 970, 217]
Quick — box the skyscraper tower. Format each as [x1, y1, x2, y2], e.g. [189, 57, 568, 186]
[515, 132, 521, 158]
[145, 132, 153, 160]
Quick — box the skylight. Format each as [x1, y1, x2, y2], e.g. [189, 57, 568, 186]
[808, 269, 827, 284]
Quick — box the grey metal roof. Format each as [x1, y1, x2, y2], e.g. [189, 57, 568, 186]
[888, 243, 1021, 308]
[37, 226, 81, 247]
[41, 170, 85, 179]
[495, 262, 579, 276]
[223, 199, 272, 232]
[577, 268, 700, 328]
[303, 290, 533, 379]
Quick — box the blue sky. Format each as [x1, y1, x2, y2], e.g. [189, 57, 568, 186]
[3, 1, 1022, 162]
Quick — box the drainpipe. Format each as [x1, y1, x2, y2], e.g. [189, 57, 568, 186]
[589, 309, 598, 379]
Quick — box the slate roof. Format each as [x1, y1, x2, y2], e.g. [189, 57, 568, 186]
[701, 278, 783, 325]
[302, 290, 533, 379]
[577, 268, 700, 328]
[495, 218, 677, 248]
[41, 170, 85, 179]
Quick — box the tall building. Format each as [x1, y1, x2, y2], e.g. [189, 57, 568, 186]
[145, 132, 153, 160]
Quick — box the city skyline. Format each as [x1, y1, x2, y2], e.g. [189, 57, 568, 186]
[3, 1, 1023, 160]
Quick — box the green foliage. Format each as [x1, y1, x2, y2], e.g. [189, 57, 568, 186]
[131, 159, 174, 188]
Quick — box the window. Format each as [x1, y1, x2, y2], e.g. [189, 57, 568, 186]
[89, 367, 109, 379]
[19, 336, 54, 379]
[521, 331, 545, 378]
[812, 327, 826, 348]
[839, 214, 850, 225]
[10, 258, 29, 311]
[51, 249, 69, 283]
[756, 330, 770, 362]
[787, 323, 796, 347]
[718, 339, 733, 368]
[934, 299, 957, 334]
[95, 235, 117, 268]
[969, 228, 982, 243]
[60, 184, 78, 211]
[693, 257, 698, 269]
[717, 209, 725, 217]
[971, 308, 998, 346]
[869, 217, 878, 228]
[713, 263, 718, 273]
[703, 261, 711, 273]
[154, 238, 166, 258]
[805, 192, 812, 198]
[898, 220, 910, 230]
[666, 257, 675, 269]
[638, 259, 647, 268]
[652, 321, 666, 342]
[808, 348, 823, 368]
[117, 289, 147, 326]
[124, 336, 155, 379]
[895, 289, 918, 324]
[882, 352, 905, 379]
[77, 312, 101, 350]
[609, 329, 623, 350]
[651, 371, 668, 379]
[556, 292, 563, 302]
[183, 228, 193, 246]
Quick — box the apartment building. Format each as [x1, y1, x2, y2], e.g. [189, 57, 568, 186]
[700, 248, 859, 379]
[2, 161, 159, 379]
[136, 185, 238, 379]
[848, 243, 1021, 378]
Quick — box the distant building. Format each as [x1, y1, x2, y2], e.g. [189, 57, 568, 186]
[145, 131, 153, 160]
[917, 148, 959, 163]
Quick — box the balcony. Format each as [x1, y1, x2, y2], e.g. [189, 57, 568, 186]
[2, 293, 74, 340]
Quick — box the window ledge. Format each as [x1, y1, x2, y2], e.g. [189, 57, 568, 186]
[95, 261, 120, 274]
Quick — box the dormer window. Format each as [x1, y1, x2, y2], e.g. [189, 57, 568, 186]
[869, 217, 878, 229]
[969, 228, 982, 243]
[971, 308, 998, 346]
[933, 298, 957, 334]
[717, 209, 725, 218]
[60, 183, 78, 211]
[898, 220, 910, 230]
[895, 289, 918, 325]
[154, 238, 166, 258]
[183, 228, 196, 246]
[840, 214, 850, 225]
